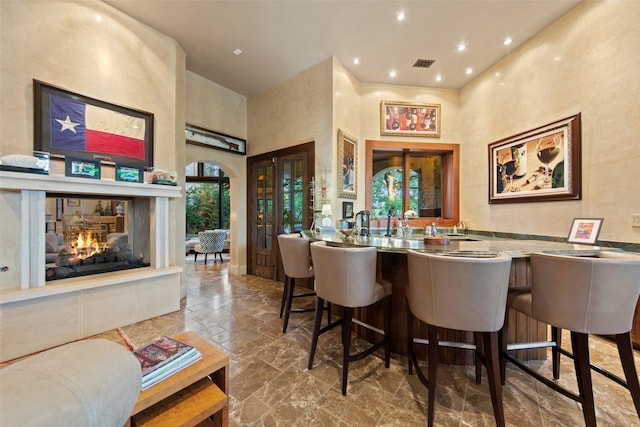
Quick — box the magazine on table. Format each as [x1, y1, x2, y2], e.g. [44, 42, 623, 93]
[141, 350, 202, 390]
[133, 336, 202, 388]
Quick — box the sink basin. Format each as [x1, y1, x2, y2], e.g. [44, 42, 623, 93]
[445, 235, 481, 241]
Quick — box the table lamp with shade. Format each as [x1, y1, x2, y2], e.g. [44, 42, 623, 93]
[319, 203, 335, 232]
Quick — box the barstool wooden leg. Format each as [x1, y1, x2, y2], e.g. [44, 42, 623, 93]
[407, 310, 415, 375]
[342, 307, 354, 396]
[282, 276, 296, 333]
[572, 332, 596, 427]
[307, 296, 325, 370]
[484, 331, 506, 427]
[615, 332, 640, 418]
[427, 324, 439, 427]
[499, 310, 509, 385]
[552, 326, 561, 379]
[384, 296, 392, 368]
[279, 275, 289, 318]
[474, 332, 483, 385]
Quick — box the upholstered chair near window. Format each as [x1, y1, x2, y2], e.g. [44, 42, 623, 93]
[194, 229, 226, 263]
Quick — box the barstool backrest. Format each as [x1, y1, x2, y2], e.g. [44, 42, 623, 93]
[531, 252, 640, 334]
[310, 241, 378, 308]
[407, 250, 512, 332]
[277, 234, 313, 279]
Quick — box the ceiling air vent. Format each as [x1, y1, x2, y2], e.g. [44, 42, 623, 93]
[413, 59, 435, 68]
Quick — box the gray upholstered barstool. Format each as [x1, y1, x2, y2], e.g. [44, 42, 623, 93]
[406, 250, 512, 427]
[307, 241, 392, 395]
[502, 251, 640, 426]
[277, 233, 316, 333]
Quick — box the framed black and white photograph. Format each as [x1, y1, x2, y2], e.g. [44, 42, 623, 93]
[65, 156, 101, 179]
[567, 218, 603, 245]
[342, 201, 354, 219]
[115, 163, 144, 183]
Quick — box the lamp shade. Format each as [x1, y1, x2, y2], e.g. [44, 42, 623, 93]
[321, 204, 332, 216]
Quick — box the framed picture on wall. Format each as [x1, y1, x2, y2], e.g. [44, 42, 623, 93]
[380, 101, 441, 137]
[342, 201, 354, 219]
[488, 113, 581, 204]
[34, 79, 154, 168]
[337, 129, 357, 199]
[186, 123, 246, 155]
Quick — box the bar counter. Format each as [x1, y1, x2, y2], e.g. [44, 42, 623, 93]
[302, 230, 617, 364]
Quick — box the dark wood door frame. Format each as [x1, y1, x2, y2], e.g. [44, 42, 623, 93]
[247, 142, 315, 279]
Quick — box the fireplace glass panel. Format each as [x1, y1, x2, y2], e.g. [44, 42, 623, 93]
[45, 196, 150, 281]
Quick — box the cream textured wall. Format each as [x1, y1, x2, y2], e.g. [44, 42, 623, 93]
[247, 58, 333, 162]
[186, 71, 247, 275]
[0, 0, 186, 288]
[332, 59, 361, 216]
[459, 0, 640, 243]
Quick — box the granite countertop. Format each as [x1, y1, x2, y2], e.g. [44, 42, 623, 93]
[301, 230, 616, 258]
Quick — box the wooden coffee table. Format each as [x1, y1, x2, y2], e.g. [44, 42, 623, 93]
[128, 331, 229, 427]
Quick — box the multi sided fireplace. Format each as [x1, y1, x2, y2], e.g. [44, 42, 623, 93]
[0, 170, 182, 363]
[45, 196, 150, 281]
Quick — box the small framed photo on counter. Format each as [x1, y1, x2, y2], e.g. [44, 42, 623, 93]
[567, 218, 603, 245]
[115, 163, 144, 183]
[65, 156, 101, 179]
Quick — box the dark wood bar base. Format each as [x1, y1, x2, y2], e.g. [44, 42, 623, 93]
[354, 253, 547, 365]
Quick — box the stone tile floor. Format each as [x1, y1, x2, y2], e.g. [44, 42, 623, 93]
[122, 256, 640, 426]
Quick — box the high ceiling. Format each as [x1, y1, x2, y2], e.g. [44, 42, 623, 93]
[104, 0, 582, 96]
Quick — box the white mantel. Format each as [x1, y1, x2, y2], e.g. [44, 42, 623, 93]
[0, 170, 183, 361]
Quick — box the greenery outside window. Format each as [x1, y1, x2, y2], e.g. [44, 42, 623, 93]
[185, 162, 230, 235]
[365, 140, 459, 225]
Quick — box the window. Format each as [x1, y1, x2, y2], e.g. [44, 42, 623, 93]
[365, 140, 459, 224]
[185, 162, 230, 235]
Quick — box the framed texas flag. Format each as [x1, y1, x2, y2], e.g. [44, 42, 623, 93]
[34, 80, 154, 169]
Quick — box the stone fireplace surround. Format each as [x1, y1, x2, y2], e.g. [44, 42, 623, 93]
[0, 171, 182, 362]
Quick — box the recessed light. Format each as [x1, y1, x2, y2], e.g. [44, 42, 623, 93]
[466, 68, 473, 75]
[233, 49, 242, 56]
[389, 70, 397, 78]
[504, 37, 513, 46]
[457, 44, 466, 52]
[353, 58, 360, 65]
[435, 75, 443, 82]
[396, 12, 405, 22]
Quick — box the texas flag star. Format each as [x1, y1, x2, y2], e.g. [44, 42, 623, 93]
[55, 115, 80, 133]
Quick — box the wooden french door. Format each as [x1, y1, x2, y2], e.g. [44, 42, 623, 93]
[247, 142, 314, 279]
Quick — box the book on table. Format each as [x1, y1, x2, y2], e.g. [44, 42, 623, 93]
[133, 336, 203, 390]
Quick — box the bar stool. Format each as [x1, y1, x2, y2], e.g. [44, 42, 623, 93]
[406, 250, 512, 427]
[502, 251, 640, 426]
[307, 241, 392, 395]
[277, 233, 316, 333]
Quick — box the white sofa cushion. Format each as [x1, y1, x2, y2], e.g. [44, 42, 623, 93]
[0, 339, 141, 427]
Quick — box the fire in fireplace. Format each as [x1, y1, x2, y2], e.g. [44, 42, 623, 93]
[46, 232, 149, 281]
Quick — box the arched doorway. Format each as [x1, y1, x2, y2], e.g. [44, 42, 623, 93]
[185, 162, 231, 259]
